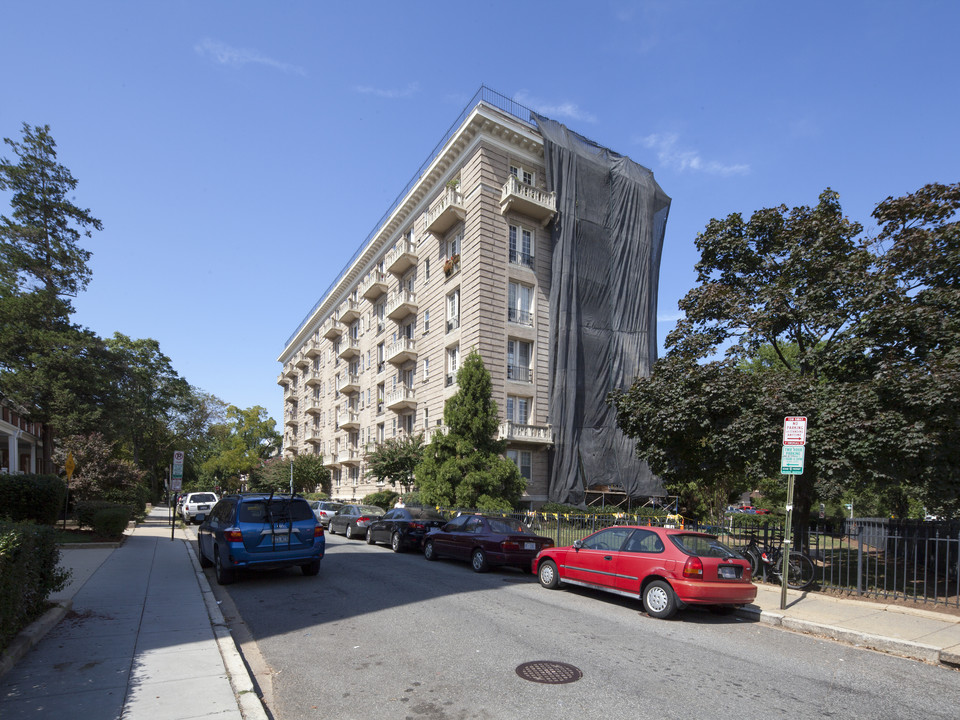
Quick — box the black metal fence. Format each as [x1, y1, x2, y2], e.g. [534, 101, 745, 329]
[440, 508, 960, 609]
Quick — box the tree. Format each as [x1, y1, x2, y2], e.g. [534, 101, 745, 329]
[200, 406, 281, 490]
[416, 352, 525, 510]
[1, 123, 101, 298]
[365, 433, 424, 493]
[52, 432, 149, 510]
[612, 184, 960, 531]
[249, 455, 330, 495]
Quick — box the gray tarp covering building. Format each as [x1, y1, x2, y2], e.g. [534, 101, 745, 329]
[536, 116, 671, 503]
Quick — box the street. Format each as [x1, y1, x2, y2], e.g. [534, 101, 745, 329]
[197, 532, 960, 720]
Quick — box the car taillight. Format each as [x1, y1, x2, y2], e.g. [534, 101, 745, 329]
[501, 541, 520, 551]
[683, 556, 703, 579]
[314, 525, 324, 537]
[542, 539, 554, 548]
[358, 516, 369, 523]
[410, 522, 425, 530]
[225, 530, 243, 543]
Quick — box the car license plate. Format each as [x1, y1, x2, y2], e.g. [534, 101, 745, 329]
[719, 565, 739, 579]
[198, 504, 209, 510]
[273, 533, 288, 543]
[523, 542, 536, 550]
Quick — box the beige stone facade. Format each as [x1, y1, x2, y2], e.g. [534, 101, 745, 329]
[278, 99, 560, 506]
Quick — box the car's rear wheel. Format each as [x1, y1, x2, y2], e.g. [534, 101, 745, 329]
[391, 532, 403, 553]
[424, 539, 438, 561]
[345, 524, 355, 539]
[642, 580, 676, 619]
[471, 548, 489, 573]
[301, 558, 321, 576]
[214, 548, 235, 586]
[538, 560, 561, 589]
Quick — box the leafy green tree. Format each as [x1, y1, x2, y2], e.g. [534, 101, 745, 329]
[249, 454, 330, 495]
[52, 432, 148, 510]
[365, 433, 424, 493]
[200, 406, 281, 490]
[416, 351, 525, 510]
[0, 123, 101, 297]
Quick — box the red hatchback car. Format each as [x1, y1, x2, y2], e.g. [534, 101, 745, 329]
[533, 525, 756, 619]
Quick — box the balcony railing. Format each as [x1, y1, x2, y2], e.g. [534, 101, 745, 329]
[426, 186, 466, 235]
[386, 239, 418, 275]
[386, 386, 417, 411]
[386, 337, 417, 365]
[499, 175, 556, 227]
[507, 307, 533, 326]
[295, 351, 309, 368]
[507, 365, 531, 382]
[305, 428, 323, 444]
[336, 374, 360, 394]
[446, 317, 460, 333]
[337, 411, 360, 430]
[304, 396, 323, 414]
[509, 249, 535, 270]
[361, 270, 389, 300]
[305, 339, 323, 357]
[338, 448, 361, 465]
[322, 316, 343, 339]
[339, 299, 361, 324]
[338, 337, 360, 360]
[499, 421, 553, 446]
[386, 290, 417, 320]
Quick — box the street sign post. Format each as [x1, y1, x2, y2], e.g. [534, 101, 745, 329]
[780, 416, 807, 610]
[171, 451, 185, 539]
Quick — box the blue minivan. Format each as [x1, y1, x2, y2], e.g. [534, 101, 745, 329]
[197, 493, 324, 585]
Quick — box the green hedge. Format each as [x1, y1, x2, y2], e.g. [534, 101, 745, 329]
[362, 490, 400, 510]
[0, 521, 70, 650]
[75, 501, 133, 530]
[0, 474, 67, 525]
[91, 508, 131, 538]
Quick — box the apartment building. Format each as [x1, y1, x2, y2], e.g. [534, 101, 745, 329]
[277, 88, 669, 507]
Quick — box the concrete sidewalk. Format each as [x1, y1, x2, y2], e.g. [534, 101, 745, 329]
[741, 582, 960, 667]
[0, 507, 267, 720]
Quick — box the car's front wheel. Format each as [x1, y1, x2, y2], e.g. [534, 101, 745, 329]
[538, 560, 561, 589]
[424, 539, 438, 561]
[642, 580, 677, 619]
[366, 529, 376, 545]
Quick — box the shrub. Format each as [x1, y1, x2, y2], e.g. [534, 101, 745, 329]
[302, 492, 329, 501]
[91, 507, 131, 538]
[0, 521, 69, 650]
[362, 490, 400, 510]
[75, 500, 132, 530]
[0, 474, 67, 525]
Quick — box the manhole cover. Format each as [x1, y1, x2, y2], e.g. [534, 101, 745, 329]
[515, 661, 583, 684]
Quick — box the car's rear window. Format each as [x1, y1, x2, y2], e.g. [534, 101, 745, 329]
[411, 509, 445, 521]
[190, 494, 217, 503]
[670, 533, 740, 559]
[357, 505, 385, 516]
[239, 499, 314, 523]
[486, 518, 530, 535]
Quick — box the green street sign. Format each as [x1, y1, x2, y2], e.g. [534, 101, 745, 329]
[781, 445, 805, 475]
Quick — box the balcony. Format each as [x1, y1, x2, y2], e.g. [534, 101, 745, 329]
[339, 448, 361, 465]
[423, 423, 449, 444]
[305, 428, 324, 444]
[276, 373, 286, 386]
[284, 385, 298, 404]
[507, 365, 532, 383]
[500, 175, 556, 227]
[386, 290, 417, 320]
[284, 412, 299, 428]
[305, 369, 323, 386]
[338, 411, 360, 430]
[426, 186, 466, 235]
[339, 299, 361, 324]
[499, 421, 554, 446]
[324, 455, 340, 469]
[508, 307, 534, 327]
[283, 363, 298, 379]
[338, 337, 360, 360]
[386, 337, 417, 365]
[386, 240, 418, 276]
[305, 339, 323, 357]
[322, 316, 343, 339]
[304, 396, 323, 414]
[295, 351, 309, 368]
[386, 386, 417, 411]
[337, 373, 360, 395]
[361, 270, 389, 300]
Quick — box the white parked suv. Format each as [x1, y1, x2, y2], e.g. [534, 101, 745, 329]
[181, 492, 219, 524]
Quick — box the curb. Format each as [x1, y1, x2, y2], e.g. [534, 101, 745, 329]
[0, 600, 72, 680]
[737, 604, 948, 666]
[184, 535, 270, 720]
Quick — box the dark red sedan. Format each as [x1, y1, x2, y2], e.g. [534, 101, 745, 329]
[533, 525, 756, 619]
[423, 514, 554, 572]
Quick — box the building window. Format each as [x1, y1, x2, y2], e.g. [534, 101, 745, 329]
[377, 342, 385, 373]
[377, 383, 385, 414]
[507, 340, 532, 382]
[446, 345, 460, 386]
[507, 449, 532, 482]
[508, 281, 534, 326]
[425, 257, 430, 280]
[423, 309, 430, 333]
[374, 300, 385, 333]
[400, 413, 414, 435]
[506, 395, 530, 424]
[423, 356, 429, 382]
[510, 164, 535, 186]
[509, 224, 534, 269]
[446, 288, 460, 332]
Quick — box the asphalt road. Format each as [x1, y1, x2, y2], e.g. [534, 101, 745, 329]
[199, 532, 960, 720]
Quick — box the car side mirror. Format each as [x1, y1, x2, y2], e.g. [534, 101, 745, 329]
[573, 539, 583, 552]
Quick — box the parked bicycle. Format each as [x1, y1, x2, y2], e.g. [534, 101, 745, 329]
[740, 533, 816, 590]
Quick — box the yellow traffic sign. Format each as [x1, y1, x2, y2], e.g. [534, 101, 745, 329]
[65, 452, 76, 480]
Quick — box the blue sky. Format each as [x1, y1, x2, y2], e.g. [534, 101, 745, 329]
[3, 1, 957, 426]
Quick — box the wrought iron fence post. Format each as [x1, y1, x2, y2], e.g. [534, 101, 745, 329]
[857, 525, 864, 596]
